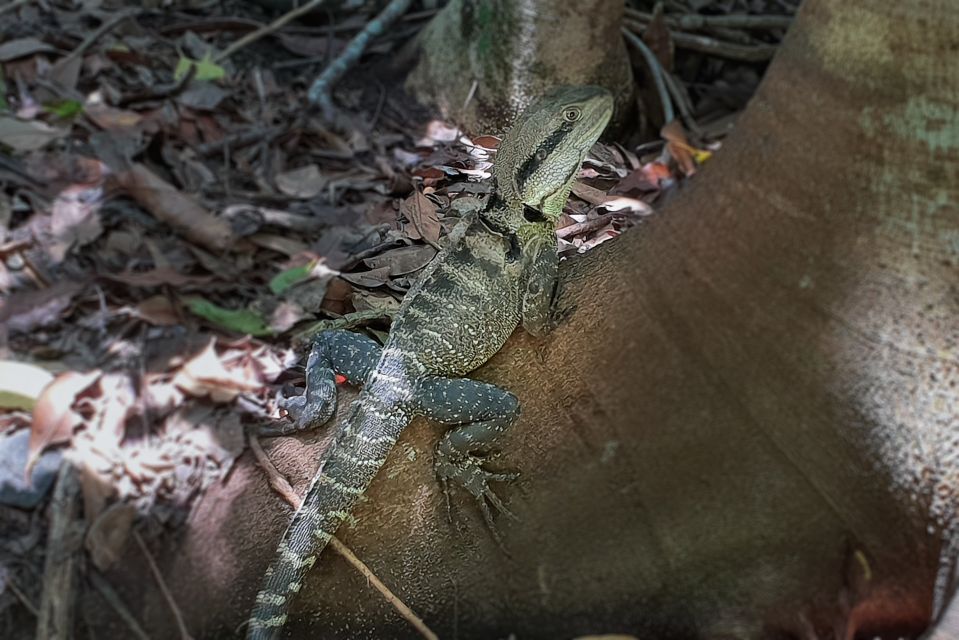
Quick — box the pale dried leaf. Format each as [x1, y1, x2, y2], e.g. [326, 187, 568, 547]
[276, 164, 326, 199]
[173, 340, 260, 402]
[28, 370, 102, 474]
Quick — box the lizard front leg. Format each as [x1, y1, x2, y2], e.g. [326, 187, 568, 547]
[264, 329, 382, 436]
[418, 376, 520, 532]
[520, 228, 561, 337]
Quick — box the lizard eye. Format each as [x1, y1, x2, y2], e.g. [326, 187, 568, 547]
[563, 107, 582, 122]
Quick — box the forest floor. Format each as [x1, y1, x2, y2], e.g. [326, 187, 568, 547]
[0, 0, 796, 636]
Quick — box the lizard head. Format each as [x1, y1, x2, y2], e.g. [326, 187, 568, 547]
[493, 85, 614, 218]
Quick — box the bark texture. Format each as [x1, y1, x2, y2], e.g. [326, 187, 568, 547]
[405, 0, 634, 134]
[90, 1, 959, 638]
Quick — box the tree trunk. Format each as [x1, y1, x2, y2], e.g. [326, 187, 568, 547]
[91, 1, 959, 638]
[405, 0, 634, 134]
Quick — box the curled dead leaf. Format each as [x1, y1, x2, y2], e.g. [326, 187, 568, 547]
[28, 370, 102, 477]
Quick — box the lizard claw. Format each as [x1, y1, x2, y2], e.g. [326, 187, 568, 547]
[435, 452, 519, 545]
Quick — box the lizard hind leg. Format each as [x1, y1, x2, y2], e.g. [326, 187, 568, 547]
[263, 329, 382, 436]
[418, 376, 521, 538]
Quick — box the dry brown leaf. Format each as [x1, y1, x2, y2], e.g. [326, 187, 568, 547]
[85, 502, 137, 571]
[85, 103, 143, 131]
[129, 295, 180, 326]
[27, 370, 102, 476]
[0, 281, 84, 333]
[401, 190, 441, 244]
[643, 3, 675, 71]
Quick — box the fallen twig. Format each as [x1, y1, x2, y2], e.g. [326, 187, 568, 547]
[134, 530, 192, 640]
[6, 576, 38, 617]
[248, 434, 438, 640]
[62, 8, 141, 64]
[307, 0, 413, 120]
[625, 20, 778, 62]
[625, 8, 793, 32]
[89, 571, 152, 640]
[113, 163, 236, 252]
[37, 463, 81, 640]
[215, 0, 331, 62]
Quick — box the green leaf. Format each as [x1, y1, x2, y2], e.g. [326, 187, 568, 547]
[174, 52, 225, 82]
[269, 261, 316, 295]
[186, 298, 273, 336]
[45, 100, 83, 119]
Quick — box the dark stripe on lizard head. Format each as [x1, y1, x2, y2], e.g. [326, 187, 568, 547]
[513, 120, 574, 199]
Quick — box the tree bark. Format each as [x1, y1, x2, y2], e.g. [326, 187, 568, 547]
[90, 1, 959, 638]
[405, 0, 634, 134]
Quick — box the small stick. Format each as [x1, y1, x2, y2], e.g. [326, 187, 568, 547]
[216, 0, 330, 62]
[625, 20, 778, 62]
[62, 8, 141, 64]
[621, 29, 675, 124]
[89, 571, 152, 640]
[6, 576, 38, 617]
[36, 463, 81, 640]
[307, 0, 413, 119]
[248, 434, 438, 640]
[556, 214, 620, 240]
[625, 8, 793, 31]
[133, 530, 192, 640]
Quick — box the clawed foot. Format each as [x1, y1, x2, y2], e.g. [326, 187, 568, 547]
[261, 382, 336, 436]
[435, 451, 518, 545]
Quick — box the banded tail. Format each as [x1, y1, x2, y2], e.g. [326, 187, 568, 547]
[246, 368, 415, 639]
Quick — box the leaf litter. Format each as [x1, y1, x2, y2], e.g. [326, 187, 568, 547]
[0, 0, 795, 630]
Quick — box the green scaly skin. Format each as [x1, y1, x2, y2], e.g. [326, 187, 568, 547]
[247, 86, 613, 639]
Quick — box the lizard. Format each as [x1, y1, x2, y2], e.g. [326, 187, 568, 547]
[247, 85, 614, 639]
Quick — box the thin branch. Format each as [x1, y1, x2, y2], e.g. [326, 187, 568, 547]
[248, 434, 437, 640]
[62, 8, 141, 64]
[89, 571, 152, 640]
[216, 0, 331, 62]
[625, 20, 778, 62]
[6, 576, 38, 617]
[307, 0, 413, 119]
[625, 7, 793, 31]
[133, 530, 192, 640]
[621, 28, 675, 124]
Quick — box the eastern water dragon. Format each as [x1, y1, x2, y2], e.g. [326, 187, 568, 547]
[247, 85, 614, 638]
